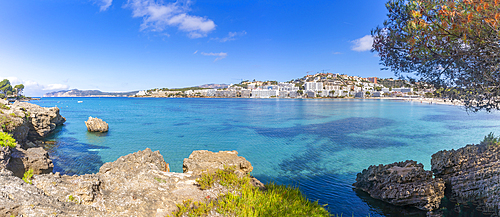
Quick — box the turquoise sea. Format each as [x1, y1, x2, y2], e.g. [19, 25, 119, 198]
[31, 97, 500, 216]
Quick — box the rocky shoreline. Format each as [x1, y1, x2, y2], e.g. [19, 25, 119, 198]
[354, 141, 500, 216]
[0, 100, 267, 216]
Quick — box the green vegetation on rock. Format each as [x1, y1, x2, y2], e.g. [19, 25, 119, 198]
[0, 132, 16, 148]
[480, 132, 500, 147]
[22, 169, 34, 184]
[173, 167, 330, 217]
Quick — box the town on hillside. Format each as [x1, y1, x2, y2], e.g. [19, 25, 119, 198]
[136, 73, 435, 99]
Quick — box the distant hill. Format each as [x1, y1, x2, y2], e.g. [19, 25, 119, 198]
[197, 84, 229, 89]
[43, 89, 139, 97]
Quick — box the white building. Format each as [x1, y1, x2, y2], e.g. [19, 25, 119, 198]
[251, 89, 279, 98]
[136, 90, 147, 96]
[304, 82, 323, 91]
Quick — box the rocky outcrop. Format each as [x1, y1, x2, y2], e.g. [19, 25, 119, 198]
[85, 117, 109, 132]
[1, 148, 257, 216]
[353, 160, 445, 211]
[0, 172, 102, 216]
[0, 146, 11, 174]
[431, 143, 500, 215]
[7, 147, 54, 178]
[183, 150, 253, 176]
[12, 101, 66, 139]
[1, 102, 65, 143]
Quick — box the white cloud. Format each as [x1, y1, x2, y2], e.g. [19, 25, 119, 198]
[212, 31, 247, 42]
[44, 84, 70, 90]
[125, 0, 216, 38]
[351, 35, 373, 52]
[332, 51, 342, 55]
[96, 0, 112, 11]
[201, 52, 227, 62]
[193, 50, 198, 54]
[0, 77, 69, 97]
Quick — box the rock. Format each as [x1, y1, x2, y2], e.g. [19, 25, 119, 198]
[183, 150, 253, 176]
[0, 148, 263, 216]
[431, 143, 500, 215]
[0, 146, 11, 172]
[0, 107, 28, 144]
[94, 148, 226, 216]
[85, 116, 109, 132]
[33, 173, 102, 205]
[7, 147, 54, 178]
[10, 101, 66, 140]
[353, 160, 445, 211]
[0, 173, 103, 216]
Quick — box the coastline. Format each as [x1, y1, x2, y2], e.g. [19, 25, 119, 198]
[40, 95, 464, 107]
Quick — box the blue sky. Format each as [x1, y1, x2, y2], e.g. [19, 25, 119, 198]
[0, 0, 392, 96]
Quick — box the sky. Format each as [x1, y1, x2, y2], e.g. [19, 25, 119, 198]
[0, 0, 393, 96]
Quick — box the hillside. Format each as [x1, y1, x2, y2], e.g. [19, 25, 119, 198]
[43, 89, 138, 97]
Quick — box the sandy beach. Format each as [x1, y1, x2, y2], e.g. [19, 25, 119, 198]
[379, 97, 464, 106]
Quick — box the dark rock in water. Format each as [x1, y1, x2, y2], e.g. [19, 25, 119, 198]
[0, 148, 262, 216]
[85, 116, 109, 132]
[7, 147, 54, 178]
[431, 143, 500, 216]
[183, 150, 253, 177]
[353, 160, 445, 211]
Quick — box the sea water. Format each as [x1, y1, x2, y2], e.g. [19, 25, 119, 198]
[31, 98, 500, 216]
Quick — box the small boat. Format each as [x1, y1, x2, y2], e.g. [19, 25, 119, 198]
[78, 101, 83, 103]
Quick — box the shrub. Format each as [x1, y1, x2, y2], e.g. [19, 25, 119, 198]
[22, 169, 34, 184]
[174, 167, 330, 217]
[0, 132, 16, 148]
[480, 132, 500, 147]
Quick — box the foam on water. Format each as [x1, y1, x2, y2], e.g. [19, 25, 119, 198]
[32, 97, 500, 216]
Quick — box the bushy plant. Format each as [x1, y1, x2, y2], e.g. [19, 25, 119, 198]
[175, 167, 330, 217]
[480, 132, 500, 147]
[0, 132, 16, 148]
[22, 169, 34, 184]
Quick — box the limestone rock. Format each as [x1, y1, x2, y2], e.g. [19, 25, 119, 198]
[0, 146, 11, 173]
[183, 150, 253, 176]
[85, 116, 109, 132]
[353, 160, 445, 211]
[11, 101, 66, 140]
[0, 148, 262, 216]
[0, 172, 103, 216]
[7, 147, 54, 178]
[431, 143, 500, 215]
[95, 148, 225, 216]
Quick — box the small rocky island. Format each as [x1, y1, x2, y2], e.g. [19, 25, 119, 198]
[85, 116, 109, 132]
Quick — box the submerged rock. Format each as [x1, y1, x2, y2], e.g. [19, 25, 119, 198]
[353, 160, 445, 211]
[85, 116, 109, 132]
[183, 150, 253, 176]
[432, 143, 500, 216]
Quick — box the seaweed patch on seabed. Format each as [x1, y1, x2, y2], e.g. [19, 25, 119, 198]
[44, 137, 108, 175]
[251, 117, 404, 177]
[44, 127, 107, 175]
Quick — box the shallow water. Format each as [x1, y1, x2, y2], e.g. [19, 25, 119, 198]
[32, 97, 500, 216]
